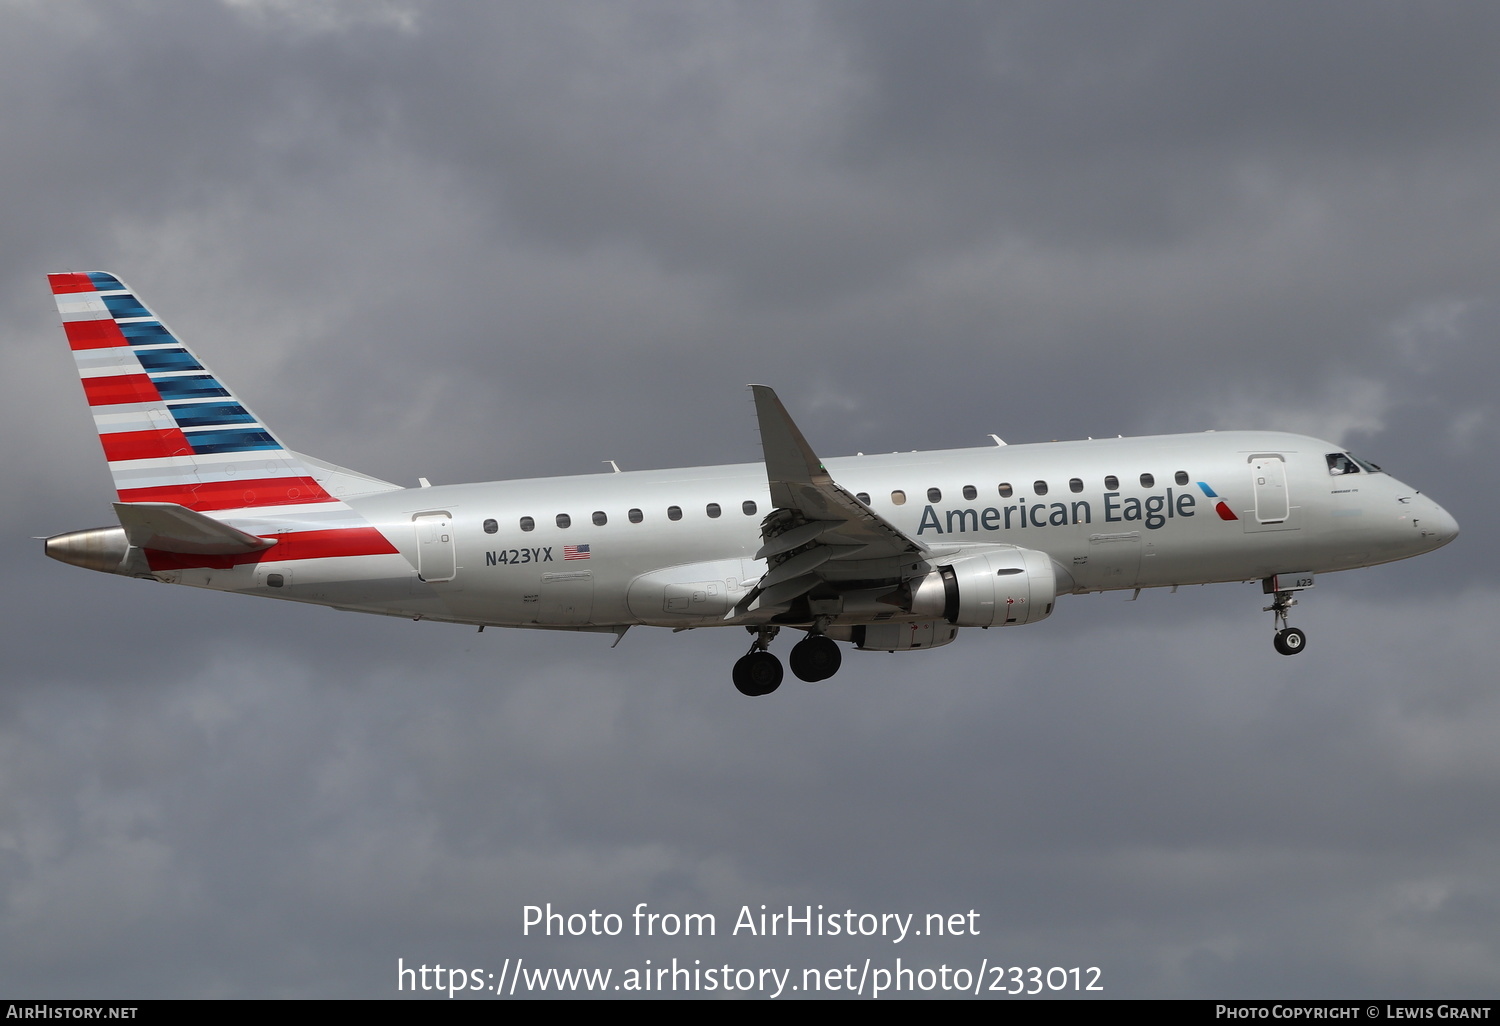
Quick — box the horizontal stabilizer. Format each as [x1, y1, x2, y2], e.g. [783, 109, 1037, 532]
[113, 502, 277, 555]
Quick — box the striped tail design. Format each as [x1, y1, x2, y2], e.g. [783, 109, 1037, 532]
[50, 272, 400, 570]
[51, 271, 340, 513]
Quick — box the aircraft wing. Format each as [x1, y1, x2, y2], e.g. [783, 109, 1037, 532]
[739, 385, 952, 614]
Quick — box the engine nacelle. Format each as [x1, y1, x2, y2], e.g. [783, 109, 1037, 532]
[907, 546, 1056, 627]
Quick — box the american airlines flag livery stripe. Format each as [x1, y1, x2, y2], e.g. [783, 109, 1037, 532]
[49, 272, 400, 568]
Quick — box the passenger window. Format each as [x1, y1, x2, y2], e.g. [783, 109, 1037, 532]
[706, 503, 721, 518]
[742, 500, 757, 516]
[592, 511, 607, 526]
[555, 513, 571, 529]
[628, 508, 643, 524]
[891, 490, 907, 505]
[1105, 475, 1118, 490]
[667, 505, 682, 521]
[1033, 480, 1049, 496]
[1175, 470, 1189, 486]
[998, 483, 1013, 498]
[855, 492, 871, 505]
[927, 487, 942, 502]
[483, 519, 498, 534]
[962, 485, 977, 500]
[1069, 478, 1083, 493]
[1140, 473, 1155, 488]
[520, 516, 535, 532]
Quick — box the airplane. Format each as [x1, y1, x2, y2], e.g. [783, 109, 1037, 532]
[43, 272, 1460, 696]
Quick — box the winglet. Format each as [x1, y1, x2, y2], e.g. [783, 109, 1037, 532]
[749, 384, 830, 509]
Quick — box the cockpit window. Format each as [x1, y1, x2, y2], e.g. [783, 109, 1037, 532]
[1327, 453, 1362, 476]
[1327, 451, 1384, 475]
[1338, 453, 1380, 477]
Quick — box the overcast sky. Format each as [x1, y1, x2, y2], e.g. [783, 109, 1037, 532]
[2, 0, 1496, 999]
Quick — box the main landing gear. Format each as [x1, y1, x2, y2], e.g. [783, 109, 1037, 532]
[1263, 576, 1310, 656]
[732, 626, 844, 696]
[789, 634, 842, 682]
[733, 627, 783, 696]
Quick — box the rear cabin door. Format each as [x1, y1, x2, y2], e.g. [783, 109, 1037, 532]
[413, 512, 456, 582]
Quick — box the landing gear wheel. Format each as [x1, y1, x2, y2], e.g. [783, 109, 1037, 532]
[789, 635, 842, 682]
[1263, 583, 1308, 657]
[732, 651, 784, 696]
[1273, 626, 1307, 655]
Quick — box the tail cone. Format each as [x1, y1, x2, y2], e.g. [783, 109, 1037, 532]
[44, 526, 130, 574]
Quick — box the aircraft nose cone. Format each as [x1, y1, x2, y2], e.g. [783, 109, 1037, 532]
[1424, 501, 1459, 548]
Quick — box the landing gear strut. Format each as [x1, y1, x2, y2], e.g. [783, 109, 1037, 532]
[732, 626, 783, 696]
[1263, 577, 1309, 656]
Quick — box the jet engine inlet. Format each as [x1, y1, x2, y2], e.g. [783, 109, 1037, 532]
[907, 546, 1057, 627]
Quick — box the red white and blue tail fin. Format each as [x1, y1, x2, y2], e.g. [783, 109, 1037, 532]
[48, 272, 408, 576]
[49, 271, 389, 516]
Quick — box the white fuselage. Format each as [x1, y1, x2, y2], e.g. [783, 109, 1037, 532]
[42, 271, 1460, 686]
[159, 429, 1454, 631]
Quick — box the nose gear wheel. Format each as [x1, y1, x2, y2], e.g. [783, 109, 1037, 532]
[1264, 589, 1308, 656]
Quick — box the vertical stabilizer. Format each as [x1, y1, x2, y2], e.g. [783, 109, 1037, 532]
[48, 272, 404, 576]
[51, 271, 342, 515]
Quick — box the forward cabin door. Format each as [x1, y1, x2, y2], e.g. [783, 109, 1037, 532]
[1244, 455, 1300, 533]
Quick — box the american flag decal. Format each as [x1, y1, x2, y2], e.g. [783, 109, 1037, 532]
[564, 544, 591, 560]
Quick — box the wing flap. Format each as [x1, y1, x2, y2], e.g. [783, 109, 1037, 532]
[752, 574, 824, 610]
[754, 518, 841, 561]
[759, 545, 840, 590]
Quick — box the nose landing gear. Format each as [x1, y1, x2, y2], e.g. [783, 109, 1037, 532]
[1263, 574, 1312, 655]
[1272, 621, 1307, 655]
